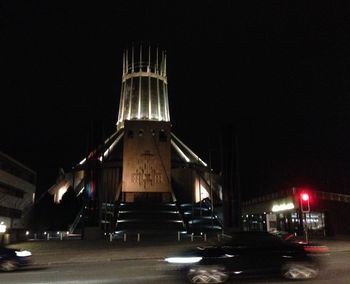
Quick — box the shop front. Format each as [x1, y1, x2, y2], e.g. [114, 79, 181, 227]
[242, 188, 331, 237]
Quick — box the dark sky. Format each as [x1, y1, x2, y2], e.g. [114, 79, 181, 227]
[2, 1, 350, 199]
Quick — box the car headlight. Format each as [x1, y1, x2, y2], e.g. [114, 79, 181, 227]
[15, 250, 32, 257]
[164, 256, 202, 264]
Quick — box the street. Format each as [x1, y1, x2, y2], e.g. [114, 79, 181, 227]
[1, 250, 350, 284]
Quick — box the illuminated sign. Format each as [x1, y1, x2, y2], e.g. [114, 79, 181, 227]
[271, 202, 295, 212]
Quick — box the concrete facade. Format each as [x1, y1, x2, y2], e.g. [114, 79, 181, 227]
[122, 121, 172, 196]
[0, 152, 36, 243]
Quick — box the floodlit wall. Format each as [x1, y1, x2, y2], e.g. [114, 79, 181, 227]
[122, 120, 172, 195]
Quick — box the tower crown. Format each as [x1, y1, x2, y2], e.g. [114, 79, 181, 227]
[117, 45, 170, 130]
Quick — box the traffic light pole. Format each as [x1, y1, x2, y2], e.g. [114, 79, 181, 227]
[299, 192, 310, 243]
[303, 212, 309, 243]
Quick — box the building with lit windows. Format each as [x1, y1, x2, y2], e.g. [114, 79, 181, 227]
[242, 187, 350, 236]
[0, 152, 36, 243]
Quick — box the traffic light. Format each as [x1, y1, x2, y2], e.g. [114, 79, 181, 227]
[300, 192, 310, 213]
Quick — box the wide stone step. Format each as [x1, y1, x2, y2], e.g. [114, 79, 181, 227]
[118, 211, 182, 220]
[116, 221, 185, 230]
[115, 202, 187, 237]
[118, 202, 178, 211]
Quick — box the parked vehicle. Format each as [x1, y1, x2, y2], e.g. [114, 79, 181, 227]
[165, 231, 329, 283]
[0, 246, 32, 272]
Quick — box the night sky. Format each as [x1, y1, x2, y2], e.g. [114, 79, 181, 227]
[2, 1, 350, 200]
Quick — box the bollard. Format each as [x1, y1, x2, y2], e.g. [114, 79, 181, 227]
[177, 231, 181, 241]
[191, 233, 194, 242]
[60, 232, 63, 241]
[137, 233, 140, 242]
[109, 233, 113, 242]
[123, 233, 127, 242]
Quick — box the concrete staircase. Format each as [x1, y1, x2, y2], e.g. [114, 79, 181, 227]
[114, 202, 186, 240]
[180, 201, 223, 236]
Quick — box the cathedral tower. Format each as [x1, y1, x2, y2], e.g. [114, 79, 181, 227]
[48, 44, 223, 237]
[117, 45, 170, 129]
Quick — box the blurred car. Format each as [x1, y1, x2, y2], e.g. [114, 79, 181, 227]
[165, 231, 329, 283]
[0, 245, 32, 272]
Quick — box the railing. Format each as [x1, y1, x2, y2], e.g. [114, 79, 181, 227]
[69, 204, 86, 234]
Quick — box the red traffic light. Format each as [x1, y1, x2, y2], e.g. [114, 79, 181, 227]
[299, 192, 310, 212]
[301, 193, 309, 201]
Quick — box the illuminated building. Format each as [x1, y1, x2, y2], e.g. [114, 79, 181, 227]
[0, 152, 36, 243]
[242, 187, 350, 236]
[48, 45, 223, 238]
